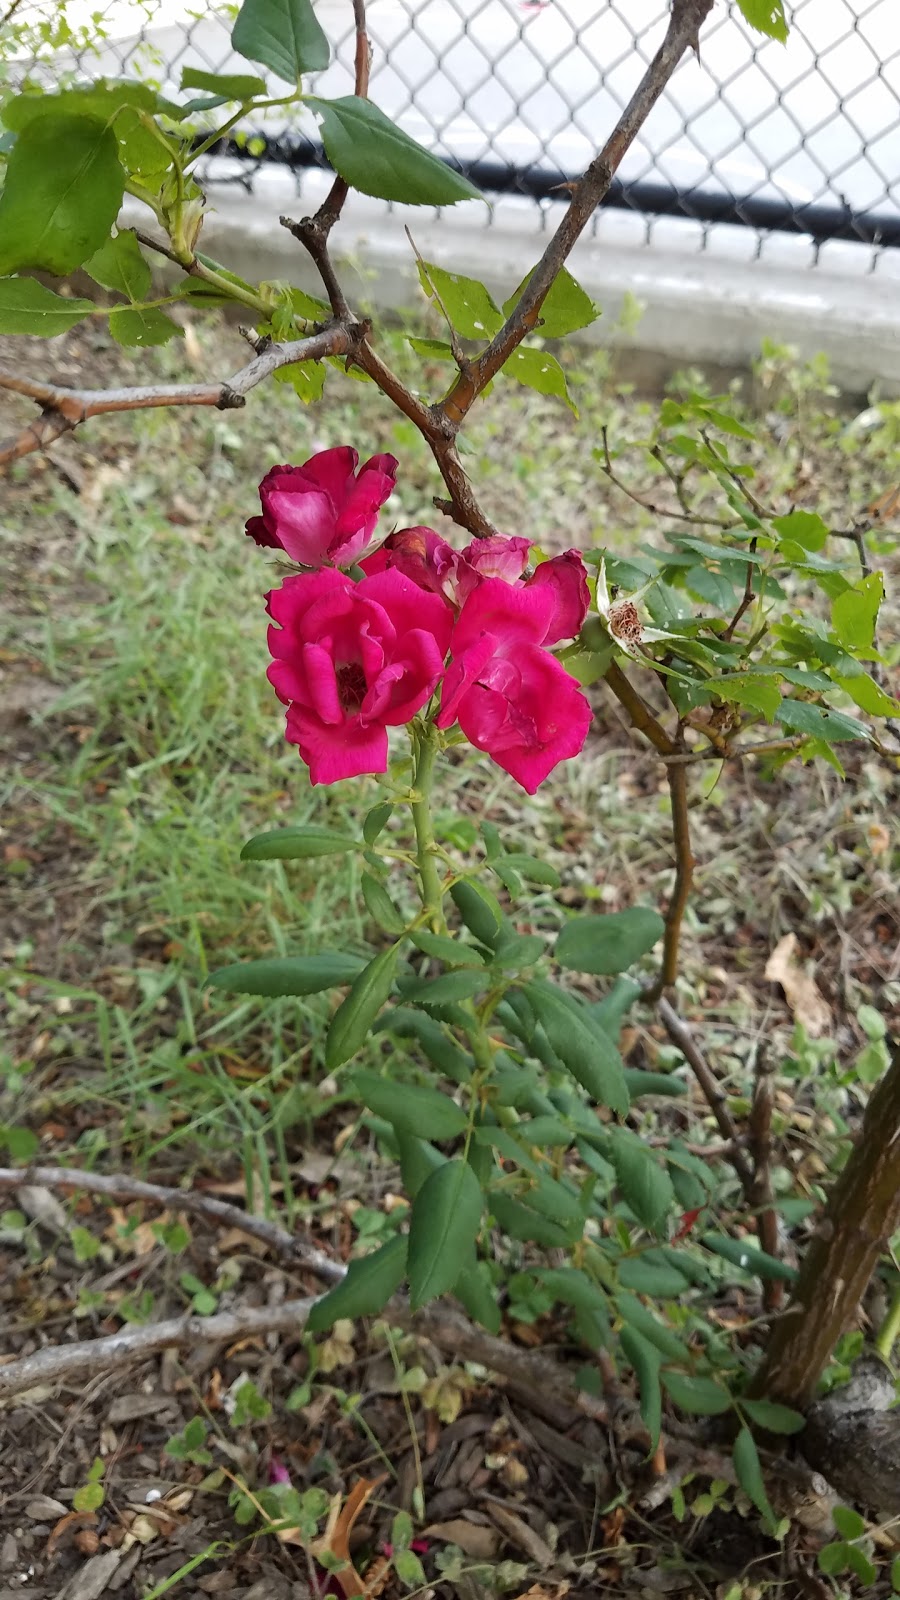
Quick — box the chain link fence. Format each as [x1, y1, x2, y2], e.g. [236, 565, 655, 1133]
[9, 0, 900, 269]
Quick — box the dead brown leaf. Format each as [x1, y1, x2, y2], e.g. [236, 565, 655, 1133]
[425, 1519, 501, 1560]
[764, 933, 831, 1037]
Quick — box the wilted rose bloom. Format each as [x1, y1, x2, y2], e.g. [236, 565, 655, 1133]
[266, 568, 453, 784]
[435, 578, 592, 793]
[246, 446, 398, 568]
[365, 529, 588, 643]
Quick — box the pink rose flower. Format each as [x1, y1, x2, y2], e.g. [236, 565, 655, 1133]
[435, 578, 592, 793]
[247, 446, 398, 568]
[364, 529, 589, 643]
[267, 568, 453, 784]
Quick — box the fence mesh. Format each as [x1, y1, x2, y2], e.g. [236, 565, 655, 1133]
[7, 0, 900, 263]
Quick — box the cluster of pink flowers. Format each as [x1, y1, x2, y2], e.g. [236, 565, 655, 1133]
[248, 447, 592, 794]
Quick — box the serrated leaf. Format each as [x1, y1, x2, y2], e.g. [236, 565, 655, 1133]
[0, 277, 94, 335]
[490, 1191, 577, 1248]
[325, 946, 400, 1069]
[501, 853, 560, 887]
[396, 1132, 447, 1198]
[108, 305, 183, 348]
[0, 115, 124, 275]
[1, 81, 159, 133]
[625, 1070, 687, 1100]
[831, 572, 883, 653]
[740, 1398, 806, 1435]
[522, 980, 629, 1115]
[306, 96, 481, 206]
[207, 954, 364, 997]
[307, 1235, 407, 1331]
[231, 0, 329, 82]
[273, 359, 327, 403]
[241, 826, 359, 860]
[407, 335, 454, 360]
[85, 228, 150, 299]
[611, 1131, 675, 1235]
[733, 1426, 778, 1530]
[502, 264, 598, 337]
[661, 1372, 732, 1415]
[180, 67, 268, 99]
[834, 670, 900, 717]
[349, 1068, 467, 1140]
[771, 509, 828, 551]
[774, 699, 869, 743]
[517, 1116, 575, 1148]
[408, 1160, 482, 1309]
[555, 907, 664, 976]
[416, 260, 502, 339]
[503, 345, 576, 413]
[713, 674, 782, 721]
[360, 873, 405, 935]
[736, 0, 788, 39]
[620, 1327, 662, 1450]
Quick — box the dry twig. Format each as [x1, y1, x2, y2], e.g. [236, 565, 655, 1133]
[0, 1165, 345, 1283]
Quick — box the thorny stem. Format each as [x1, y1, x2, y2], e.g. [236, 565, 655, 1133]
[657, 999, 756, 1202]
[410, 724, 446, 933]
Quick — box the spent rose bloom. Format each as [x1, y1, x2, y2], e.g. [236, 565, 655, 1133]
[435, 578, 592, 793]
[364, 528, 588, 644]
[246, 446, 398, 568]
[267, 568, 453, 784]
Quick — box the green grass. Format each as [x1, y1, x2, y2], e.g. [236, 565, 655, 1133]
[1, 314, 898, 1183]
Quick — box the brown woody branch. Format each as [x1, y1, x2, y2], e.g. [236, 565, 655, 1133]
[0, 324, 360, 468]
[0, 1165, 345, 1284]
[0, 1299, 315, 1401]
[437, 0, 713, 430]
[748, 1045, 783, 1312]
[657, 998, 756, 1201]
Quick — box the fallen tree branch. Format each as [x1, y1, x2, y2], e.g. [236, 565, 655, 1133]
[0, 1298, 315, 1401]
[0, 323, 359, 468]
[0, 1165, 345, 1284]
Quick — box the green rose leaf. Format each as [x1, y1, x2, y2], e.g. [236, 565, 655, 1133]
[0, 277, 95, 335]
[733, 1426, 779, 1531]
[108, 306, 183, 348]
[522, 979, 629, 1115]
[207, 954, 365, 997]
[740, 1398, 806, 1435]
[348, 1069, 468, 1141]
[240, 826, 359, 860]
[831, 572, 883, 653]
[231, 0, 330, 82]
[502, 265, 599, 337]
[180, 67, 269, 99]
[661, 1372, 732, 1415]
[619, 1327, 662, 1450]
[408, 1159, 483, 1309]
[0, 115, 125, 276]
[306, 1235, 407, 1332]
[416, 260, 502, 339]
[610, 1130, 676, 1236]
[735, 0, 788, 40]
[555, 906, 664, 975]
[502, 345, 577, 413]
[325, 945, 400, 1069]
[771, 509, 828, 552]
[85, 228, 151, 300]
[305, 96, 482, 206]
